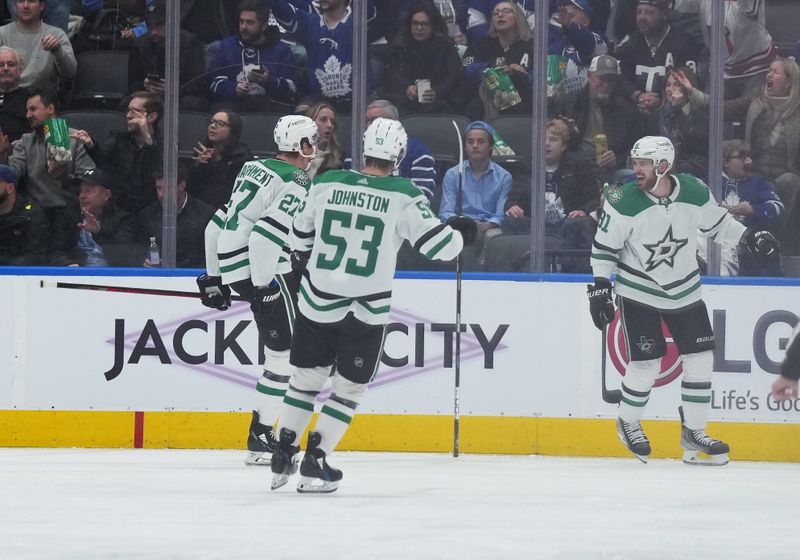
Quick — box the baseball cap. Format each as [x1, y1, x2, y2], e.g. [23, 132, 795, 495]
[0, 164, 17, 185]
[567, 0, 593, 17]
[464, 120, 496, 141]
[76, 168, 114, 191]
[589, 55, 621, 76]
[637, 0, 672, 9]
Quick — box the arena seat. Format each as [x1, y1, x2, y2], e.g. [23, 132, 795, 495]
[71, 51, 130, 110]
[238, 112, 282, 157]
[178, 111, 211, 158]
[489, 115, 533, 157]
[401, 114, 471, 163]
[60, 110, 127, 145]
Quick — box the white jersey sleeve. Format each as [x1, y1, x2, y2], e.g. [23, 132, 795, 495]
[204, 206, 226, 277]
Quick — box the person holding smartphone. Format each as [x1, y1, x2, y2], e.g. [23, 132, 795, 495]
[208, 0, 298, 112]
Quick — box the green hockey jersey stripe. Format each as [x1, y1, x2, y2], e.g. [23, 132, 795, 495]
[616, 263, 699, 291]
[302, 270, 392, 302]
[260, 216, 289, 235]
[211, 213, 224, 228]
[218, 245, 248, 260]
[252, 223, 284, 248]
[593, 240, 620, 253]
[413, 224, 446, 252]
[591, 252, 618, 262]
[357, 299, 391, 315]
[616, 275, 701, 300]
[299, 284, 354, 311]
[220, 258, 250, 273]
[424, 232, 455, 259]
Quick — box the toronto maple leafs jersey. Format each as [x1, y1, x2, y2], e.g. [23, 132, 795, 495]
[291, 170, 464, 325]
[591, 174, 747, 310]
[268, 1, 376, 99]
[205, 158, 312, 286]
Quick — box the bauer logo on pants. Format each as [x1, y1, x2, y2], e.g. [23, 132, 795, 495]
[607, 312, 683, 387]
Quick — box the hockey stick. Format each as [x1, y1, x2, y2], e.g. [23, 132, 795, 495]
[601, 324, 622, 404]
[39, 280, 249, 301]
[452, 120, 464, 458]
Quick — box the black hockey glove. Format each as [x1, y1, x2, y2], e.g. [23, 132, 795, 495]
[290, 250, 310, 274]
[447, 215, 478, 246]
[196, 274, 231, 310]
[587, 278, 614, 330]
[743, 229, 779, 257]
[251, 281, 282, 315]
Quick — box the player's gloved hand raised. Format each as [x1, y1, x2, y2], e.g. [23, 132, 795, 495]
[587, 278, 614, 330]
[196, 274, 231, 310]
[447, 215, 478, 246]
[743, 229, 779, 257]
[251, 280, 281, 314]
[290, 250, 310, 274]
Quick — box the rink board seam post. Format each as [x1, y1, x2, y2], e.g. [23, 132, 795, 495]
[1, 411, 799, 461]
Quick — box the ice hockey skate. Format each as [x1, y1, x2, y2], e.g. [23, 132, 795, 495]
[616, 417, 651, 463]
[679, 406, 730, 466]
[296, 431, 342, 494]
[270, 428, 300, 490]
[245, 411, 277, 466]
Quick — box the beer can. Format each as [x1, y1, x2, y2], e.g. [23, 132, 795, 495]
[595, 133, 608, 165]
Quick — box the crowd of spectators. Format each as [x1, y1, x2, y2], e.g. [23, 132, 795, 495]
[0, 0, 798, 276]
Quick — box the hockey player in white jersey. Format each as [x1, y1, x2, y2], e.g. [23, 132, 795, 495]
[587, 136, 778, 465]
[197, 115, 318, 466]
[270, 118, 475, 493]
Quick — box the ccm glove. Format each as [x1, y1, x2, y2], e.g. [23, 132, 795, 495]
[447, 215, 478, 246]
[743, 229, 779, 257]
[196, 274, 231, 310]
[587, 277, 614, 330]
[251, 280, 282, 314]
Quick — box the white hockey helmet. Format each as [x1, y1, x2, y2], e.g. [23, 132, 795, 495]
[363, 117, 408, 165]
[274, 115, 318, 153]
[630, 136, 675, 179]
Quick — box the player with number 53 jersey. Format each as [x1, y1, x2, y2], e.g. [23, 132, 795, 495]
[268, 118, 469, 493]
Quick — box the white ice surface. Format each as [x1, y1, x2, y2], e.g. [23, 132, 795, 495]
[0, 449, 797, 560]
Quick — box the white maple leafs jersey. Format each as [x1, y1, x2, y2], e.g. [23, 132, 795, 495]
[204, 158, 311, 286]
[591, 174, 747, 310]
[291, 169, 464, 325]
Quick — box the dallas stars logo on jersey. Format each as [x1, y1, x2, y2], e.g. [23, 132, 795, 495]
[643, 226, 689, 272]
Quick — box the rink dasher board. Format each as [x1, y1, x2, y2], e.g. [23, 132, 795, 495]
[0, 270, 798, 460]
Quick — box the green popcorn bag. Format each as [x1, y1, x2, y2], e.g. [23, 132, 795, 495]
[481, 67, 522, 112]
[42, 117, 72, 163]
[491, 130, 515, 157]
[546, 55, 568, 97]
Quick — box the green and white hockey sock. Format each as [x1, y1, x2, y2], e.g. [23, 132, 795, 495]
[619, 358, 660, 423]
[254, 350, 292, 427]
[277, 366, 328, 445]
[680, 351, 714, 430]
[314, 374, 368, 456]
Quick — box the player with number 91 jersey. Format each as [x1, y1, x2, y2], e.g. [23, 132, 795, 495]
[205, 158, 311, 288]
[291, 169, 463, 325]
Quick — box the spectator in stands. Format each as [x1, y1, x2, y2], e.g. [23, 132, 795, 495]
[344, 99, 437, 202]
[84, 91, 163, 215]
[298, 97, 344, 179]
[504, 117, 598, 269]
[440, 120, 511, 266]
[6, 0, 71, 32]
[0, 163, 48, 265]
[383, 3, 463, 116]
[264, 0, 377, 110]
[0, 89, 95, 265]
[699, 139, 783, 276]
[727, 57, 800, 254]
[137, 163, 214, 268]
[698, 0, 776, 100]
[186, 110, 252, 210]
[656, 66, 709, 177]
[466, 0, 534, 43]
[548, 0, 608, 95]
[614, 0, 700, 115]
[0, 46, 30, 143]
[462, 1, 534, 120]
[209, 0, 299, 113]
[128, 1, 208, 111]
[75, 168, 137, 267]
[392, 0, 469, 45]
[0, 0, 76, 93]
[554, 54, 643, 185]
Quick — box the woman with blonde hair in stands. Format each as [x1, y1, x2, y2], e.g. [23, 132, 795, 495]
[462, 1, 533, 120]
[728, 56, 800, 252]
[295, 98, 344, 179]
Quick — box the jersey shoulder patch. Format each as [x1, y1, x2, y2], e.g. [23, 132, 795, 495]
[673, 173, 711, 207]
[604, 181, 654, 217]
